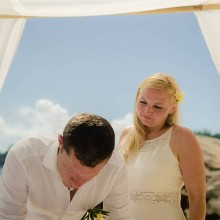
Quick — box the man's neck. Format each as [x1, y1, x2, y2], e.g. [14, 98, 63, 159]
[69, 188, 78, 201]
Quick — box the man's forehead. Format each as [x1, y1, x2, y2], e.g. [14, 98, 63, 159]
[64, 150, 105, 176]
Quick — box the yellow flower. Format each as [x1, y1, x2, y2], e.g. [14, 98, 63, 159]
[174, 91, 184, 103]
[81, 208, 110, 220]
[96, 213, 103, 220]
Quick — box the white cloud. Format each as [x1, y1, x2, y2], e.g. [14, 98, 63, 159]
[0, 99, 132, 153]
[0, 99, 71, 153]
[18, 99, 71, 135]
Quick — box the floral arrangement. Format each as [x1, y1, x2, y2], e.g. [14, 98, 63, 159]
[81, 207, 110, 220]
[174, 90, 184, 103]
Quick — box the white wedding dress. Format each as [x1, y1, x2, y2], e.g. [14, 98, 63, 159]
[126, 127, 186, 220]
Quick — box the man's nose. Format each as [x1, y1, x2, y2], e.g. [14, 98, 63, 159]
[74, 178, 87, 188]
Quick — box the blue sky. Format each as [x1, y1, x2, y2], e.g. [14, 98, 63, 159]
[0, 12, 220, 152]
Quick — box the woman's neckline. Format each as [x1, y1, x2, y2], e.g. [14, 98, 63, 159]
[145, 126, 174, 142]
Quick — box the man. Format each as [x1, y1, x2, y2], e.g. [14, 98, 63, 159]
[0, 113, 132, 220]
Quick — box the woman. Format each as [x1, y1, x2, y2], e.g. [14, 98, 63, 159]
[119, 73, 206, 220]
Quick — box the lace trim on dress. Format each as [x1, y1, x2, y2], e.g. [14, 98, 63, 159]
[140, 127, 173, 151]
[130, 191, 178, 204]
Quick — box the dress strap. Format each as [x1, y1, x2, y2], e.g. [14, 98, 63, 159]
[166, 126, 174, 142]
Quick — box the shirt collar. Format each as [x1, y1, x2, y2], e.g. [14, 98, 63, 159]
[42, 139, 59, 174]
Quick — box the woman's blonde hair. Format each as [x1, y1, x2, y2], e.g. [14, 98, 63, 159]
[121, 72, 182, 159]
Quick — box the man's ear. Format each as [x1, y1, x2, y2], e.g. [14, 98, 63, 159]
[58, 134, 63, 145]
[58, 135, 63, 153]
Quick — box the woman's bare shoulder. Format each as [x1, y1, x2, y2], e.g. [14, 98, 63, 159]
[119, 125, 133, 145]
[121, 125, 133, 135]
[171, 125, 200, 153]
[172, 125, 195, 138]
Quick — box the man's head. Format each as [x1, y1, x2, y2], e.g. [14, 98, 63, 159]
[61, 113, 115, 167]
[57, 113, 115, 189]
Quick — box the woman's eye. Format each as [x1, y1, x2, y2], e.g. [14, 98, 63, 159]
[140, 100, 147, 104]
[155, 105, 163, 109]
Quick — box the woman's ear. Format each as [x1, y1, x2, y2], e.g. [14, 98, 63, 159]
[170, 104, 177, 115]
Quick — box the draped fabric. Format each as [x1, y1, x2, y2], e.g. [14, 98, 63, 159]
[195, 10, 220, 74]
[0, 19, 25, 91]
[0, 0, 206, 17]
[0, 0, 220, 91]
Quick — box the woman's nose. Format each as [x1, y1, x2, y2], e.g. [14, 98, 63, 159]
[144, 106, 152, 114]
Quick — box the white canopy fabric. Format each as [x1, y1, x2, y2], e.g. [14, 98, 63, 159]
[0, 0, 210, 17]
[195, 10, 220, 74]
[0, 0, 220, 92]
[0, 19, 26, 91]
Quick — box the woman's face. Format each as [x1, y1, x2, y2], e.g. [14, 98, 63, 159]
[136, 87, 176, 130]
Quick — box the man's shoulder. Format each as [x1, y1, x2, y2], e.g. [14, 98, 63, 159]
[9, 135, 57, 157]
[107, 149, 125, 167]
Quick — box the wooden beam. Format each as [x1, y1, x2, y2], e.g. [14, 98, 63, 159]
[129, 3, 220, 15]
[0, 15, 31, 19]
[0, 15, 33, 19]
[0, 3, 220, 19]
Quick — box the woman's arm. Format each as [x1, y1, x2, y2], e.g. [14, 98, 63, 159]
[172, 126, 206, 220]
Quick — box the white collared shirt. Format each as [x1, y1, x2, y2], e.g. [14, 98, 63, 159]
[0, 135, 133, 220]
